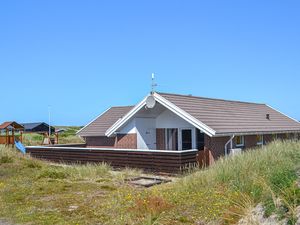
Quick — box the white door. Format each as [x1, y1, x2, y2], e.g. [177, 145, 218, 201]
[144, 128, 156, 149]
[135, 118, 156, 149]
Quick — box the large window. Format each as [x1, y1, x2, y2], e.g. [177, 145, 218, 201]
[196, 129, 204, 150]
[235, 135, 244, 147]
[165, 128, 178, 150]
[257, 135, 263, 145]
[181, 129, 192, 150]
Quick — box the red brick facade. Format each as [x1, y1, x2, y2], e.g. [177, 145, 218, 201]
[85, 133, 137, 149]
[203, 135, 229, 164]
[203, 133, 299, 165]
[85, 136, 115, 147]
[115, 134, 137, 149]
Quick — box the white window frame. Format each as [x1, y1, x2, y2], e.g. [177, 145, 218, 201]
[257, 134, 264, 145]
[235, 135, 245, 147]
[178, 127, 196, 150]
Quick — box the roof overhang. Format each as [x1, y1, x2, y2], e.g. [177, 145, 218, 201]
[105, 92, 216, 137]
[214, 130, 300, 137]
[76, 107, 112, 136]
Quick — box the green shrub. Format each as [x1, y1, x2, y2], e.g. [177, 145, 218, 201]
[38, 168, 68, 179]
[0, 155, 13, 164]
[24, 159, 43, 169]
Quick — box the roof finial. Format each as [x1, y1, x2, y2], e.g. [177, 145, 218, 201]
[151, 73, 157, 94]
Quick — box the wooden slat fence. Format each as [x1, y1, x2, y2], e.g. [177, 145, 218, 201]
[26, 145, 198, 173]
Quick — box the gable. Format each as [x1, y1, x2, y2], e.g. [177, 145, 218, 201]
[105, 93, 216, 137]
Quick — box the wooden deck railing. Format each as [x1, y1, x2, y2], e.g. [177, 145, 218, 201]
[25, 145, 198, 173]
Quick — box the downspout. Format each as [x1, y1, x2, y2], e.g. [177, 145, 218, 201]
[224, 135, 235, 156]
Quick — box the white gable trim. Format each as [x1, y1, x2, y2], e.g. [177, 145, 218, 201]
[105, 95, 150, 137]
[153, 93, 216, 136]
[77, 107, 111, 136]
[105, 93, 216, 137]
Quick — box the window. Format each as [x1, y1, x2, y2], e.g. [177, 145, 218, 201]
[257, 135, 263, 145]
[181, 129, 192, 150]
[235, 136, 244, 147]
[196, 129, 205, 150]
[165, 128, 178, 150]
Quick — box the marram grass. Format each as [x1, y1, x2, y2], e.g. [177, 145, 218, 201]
[0, 140, 299, 224]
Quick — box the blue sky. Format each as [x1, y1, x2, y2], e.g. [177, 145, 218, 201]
[0, 0, 299, 126]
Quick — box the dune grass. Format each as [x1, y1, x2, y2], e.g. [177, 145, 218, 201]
[151, 140, 300, 224]
[0, 140, 299, 224]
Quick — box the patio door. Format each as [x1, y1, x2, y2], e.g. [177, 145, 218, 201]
[165, 128, 178, 150]
[180, 129, 193, 150]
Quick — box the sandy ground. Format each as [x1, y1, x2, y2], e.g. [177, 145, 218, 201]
[0, 220, 13, 225]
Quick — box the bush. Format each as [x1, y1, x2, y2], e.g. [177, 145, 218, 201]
[0, 155, 13, 164]
[38, 167, 68, 179]
[24, 159, 43, 169]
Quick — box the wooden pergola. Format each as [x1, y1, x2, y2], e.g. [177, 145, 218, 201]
[0, 121, 24, 145]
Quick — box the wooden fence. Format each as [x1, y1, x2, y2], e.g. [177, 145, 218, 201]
[26, 145, 198, 173]
[0, 136, 16, 145]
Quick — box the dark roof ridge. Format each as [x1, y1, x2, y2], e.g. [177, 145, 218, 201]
[157, 92, 265, 105]
[21, 122, 45, 124]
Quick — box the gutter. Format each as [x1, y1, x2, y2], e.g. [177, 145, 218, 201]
[215, 130, 300, 137]
[224, 135, 235, 156]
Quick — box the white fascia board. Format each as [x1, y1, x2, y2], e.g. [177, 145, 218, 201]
[105, 92, 216, 137]
[76, 107, 111, 136]
[153, 93, 216, 137]
[105, 94, 151, 137]
[266, 104, 300, 124]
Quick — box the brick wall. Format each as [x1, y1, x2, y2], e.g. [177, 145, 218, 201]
[84, 136, 115, 147]
[203, 135, 229, 165]
[84, 134, 137, 149]
[263, 134, 273, 144]
[244, 135, 258, 148]
[202, 133, 295, 166]
[115, 133, 137, 149]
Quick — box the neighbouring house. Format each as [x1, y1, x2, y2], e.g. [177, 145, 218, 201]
[21, 122, 55, 134]
[77, 92, 300, 165]
[0, 121, 24, 145]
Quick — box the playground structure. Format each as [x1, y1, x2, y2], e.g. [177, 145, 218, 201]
[42, 132, 59, 145]
[0, 121, 24, 145]
[0, 121, 59, 146]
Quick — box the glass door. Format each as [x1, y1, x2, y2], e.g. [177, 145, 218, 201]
[165, 128, 178, 150]
[181, 129, 192, 150]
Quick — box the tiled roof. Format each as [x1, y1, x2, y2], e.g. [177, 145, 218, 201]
[78, 106, 134, 136]
[21, 122, 49, 130]
[0, 121, 24, 130]
[158, 92, 300, 135]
